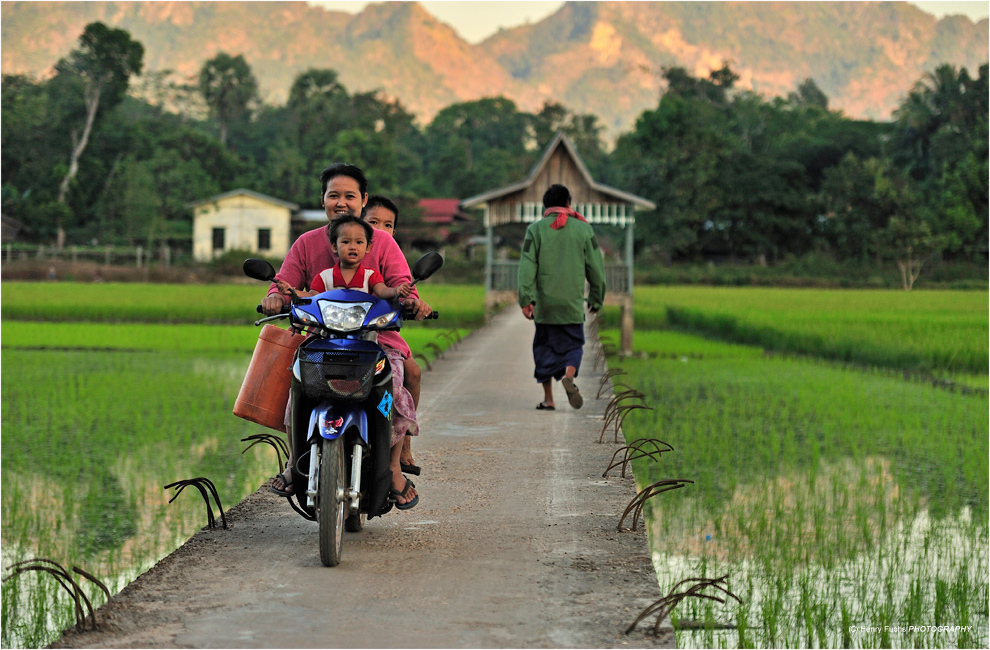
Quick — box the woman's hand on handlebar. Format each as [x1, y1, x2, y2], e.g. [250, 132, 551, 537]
[402, 298, 433, 320]
[261, 293, 287, 316]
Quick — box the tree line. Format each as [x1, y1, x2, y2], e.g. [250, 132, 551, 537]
[2, 22, 986, 286]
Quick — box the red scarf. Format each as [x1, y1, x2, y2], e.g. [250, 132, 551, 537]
[544, 206, 588, 230]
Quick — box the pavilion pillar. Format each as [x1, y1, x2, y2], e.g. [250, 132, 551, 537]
[484, 207, 496, 321]
[620, 295, 633, 356]
[621, 218, 635, 355]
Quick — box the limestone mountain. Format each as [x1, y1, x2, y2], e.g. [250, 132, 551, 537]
[2, 1, 986, 138]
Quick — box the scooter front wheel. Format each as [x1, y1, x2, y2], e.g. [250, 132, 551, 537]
[318, 438, 345, 566]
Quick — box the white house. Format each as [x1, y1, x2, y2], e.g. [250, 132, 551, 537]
[188, 189, 298, 261]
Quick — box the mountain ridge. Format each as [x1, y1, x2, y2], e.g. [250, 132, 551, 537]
[2, 1, 986, 137]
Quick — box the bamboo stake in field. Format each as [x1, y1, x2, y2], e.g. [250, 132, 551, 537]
[618, 479, 693, 531]
[603, 439, 674, 478]
[164, 477, 227, 529]
[3, 559, 110, 631]
[626, 574, 741, 636]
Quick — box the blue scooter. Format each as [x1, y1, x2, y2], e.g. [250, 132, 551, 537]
[244, 253, 441, 566]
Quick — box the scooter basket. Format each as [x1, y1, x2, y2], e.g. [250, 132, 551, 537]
[297, 347, 379, 401]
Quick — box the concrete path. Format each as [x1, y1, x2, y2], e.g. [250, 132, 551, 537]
[54, 309, 675, 649]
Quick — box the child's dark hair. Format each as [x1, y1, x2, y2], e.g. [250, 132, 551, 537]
[328, 215, 374, 248]
[320, 163, 368, 198]
[365, 195, 400, 227]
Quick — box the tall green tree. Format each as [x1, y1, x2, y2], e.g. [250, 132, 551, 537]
[53, 22, 144, 215]
[820, 154, 886, 263]
[891, 63, 989, 260]
[198, 53, 258, 147]
[424, 97, 531, 197]
[610, 66, 740, 261]
[529, 101, 607, 175]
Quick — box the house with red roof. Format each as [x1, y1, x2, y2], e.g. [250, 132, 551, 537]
[407, 198, 472, 248]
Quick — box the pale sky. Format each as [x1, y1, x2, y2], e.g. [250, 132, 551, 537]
[310, 1, 989, 43]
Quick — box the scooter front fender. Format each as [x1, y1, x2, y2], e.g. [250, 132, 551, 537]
[306, 402, 369, 445]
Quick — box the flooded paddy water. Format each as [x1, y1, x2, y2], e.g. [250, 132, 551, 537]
[605, 327, 988, 649]
[1, 284, 476, 648]
[0, 347, 274, 648]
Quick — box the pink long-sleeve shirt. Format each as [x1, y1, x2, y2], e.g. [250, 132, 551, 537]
[267, 224, 417, 358]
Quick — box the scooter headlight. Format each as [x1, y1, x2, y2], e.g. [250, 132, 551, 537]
[318, 300, 372, 332]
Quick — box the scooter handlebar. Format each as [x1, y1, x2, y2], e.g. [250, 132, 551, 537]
[405, 310, 439, 320]
[255, 304, 437, 319]
[256, 304, 291, 315]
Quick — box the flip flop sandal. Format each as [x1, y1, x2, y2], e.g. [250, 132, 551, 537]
[400, 463, 422, 476]
[389, 478, 419, 510]
[536, 402, 556, 410]
[561, 377, 583, 409]
[269, 473, 294, 498]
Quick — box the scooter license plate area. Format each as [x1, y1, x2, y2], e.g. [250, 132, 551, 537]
[297, 342, 381, 401]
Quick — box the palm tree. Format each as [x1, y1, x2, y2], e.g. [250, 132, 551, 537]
[198, 53, 258, 147]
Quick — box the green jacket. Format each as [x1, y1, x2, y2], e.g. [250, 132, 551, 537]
[517, 216, 606, 324]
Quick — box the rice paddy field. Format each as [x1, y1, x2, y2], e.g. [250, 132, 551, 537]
[1, 283, 486, 327]
[597, 288, 988, 648]
[0, 282, 482, 648]
[598, 287, 988, 377]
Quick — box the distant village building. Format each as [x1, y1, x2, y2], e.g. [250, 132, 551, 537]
[1, 214, 24, 243]
[187, 190, 474, 261]
[188, 190, 298, 261]
[409, 198, 471, 248]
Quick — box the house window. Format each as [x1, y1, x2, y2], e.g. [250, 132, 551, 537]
[258, 228, 271, 251]
[212, 227, 225, 251]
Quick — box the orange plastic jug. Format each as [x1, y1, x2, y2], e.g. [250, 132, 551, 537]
[233, 324, 304, 432]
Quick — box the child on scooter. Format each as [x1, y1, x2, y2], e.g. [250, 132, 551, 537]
[363, 196, 424, 476]
[276, 215, 412, 300]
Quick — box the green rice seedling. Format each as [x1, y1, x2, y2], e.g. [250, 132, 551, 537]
[602, 327, 988, 648]
[1, 282, 267, 323]
[0, 322, 473, 359]
[0, 308, 477, 647]
[598, 287, 987, 375]
[1, 349, 274, 647]
[1, 321, 264, 353]
[1, 282, 485, 328]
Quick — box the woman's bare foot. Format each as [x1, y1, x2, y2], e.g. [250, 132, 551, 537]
[400, 435, 416, 467]
[270, 470, 294, 496]
[390, 466, 418, 506]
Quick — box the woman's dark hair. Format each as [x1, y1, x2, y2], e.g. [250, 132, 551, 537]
[328, 215, 374, 248]
[320, 163, 368, 198]
[542, 184, 571, 210]
[365, 195, 400, 227]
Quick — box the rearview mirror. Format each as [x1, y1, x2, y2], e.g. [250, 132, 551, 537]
[412, 252, 443, 283]
[243, 258, 276, 282]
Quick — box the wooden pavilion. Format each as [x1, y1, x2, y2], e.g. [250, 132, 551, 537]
[460, 132, 655, 354]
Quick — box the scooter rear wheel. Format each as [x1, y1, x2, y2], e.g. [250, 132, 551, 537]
[318, 438, 345, 566]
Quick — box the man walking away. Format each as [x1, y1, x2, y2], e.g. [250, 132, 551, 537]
[518, 184, 606, 410]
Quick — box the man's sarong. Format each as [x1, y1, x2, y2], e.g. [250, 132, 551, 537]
[532, 323, 585, 384]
